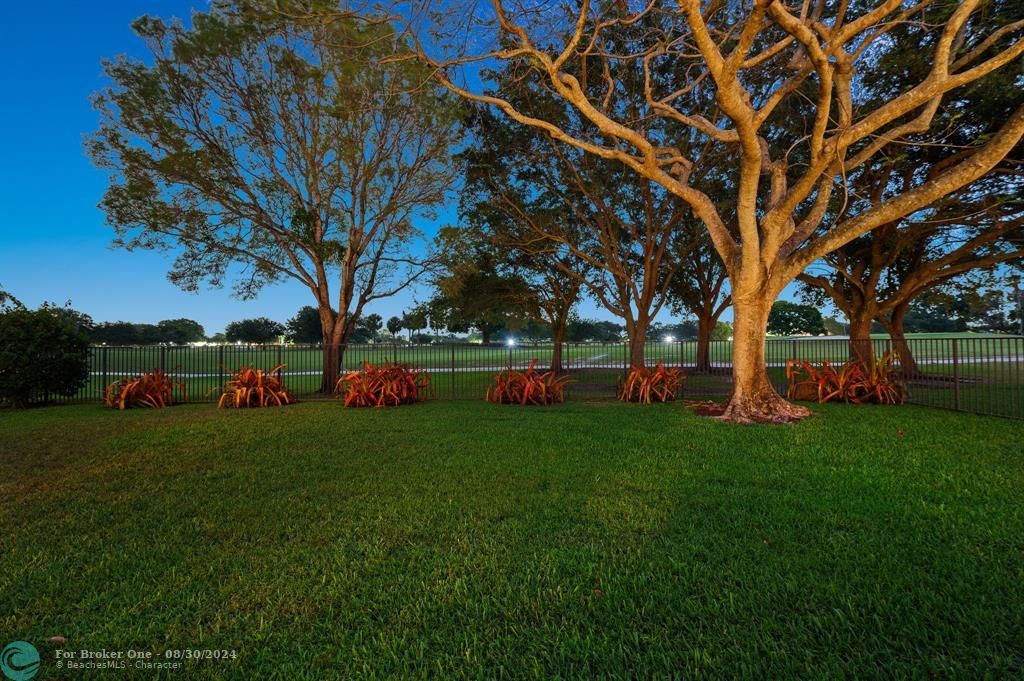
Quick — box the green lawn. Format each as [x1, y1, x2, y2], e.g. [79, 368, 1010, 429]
[2, 401, 1022, 679]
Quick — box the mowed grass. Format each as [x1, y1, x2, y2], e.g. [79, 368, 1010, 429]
[1, 401, 1022, 679]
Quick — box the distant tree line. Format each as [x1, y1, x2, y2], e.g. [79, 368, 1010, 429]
[90, 319, 206, 345]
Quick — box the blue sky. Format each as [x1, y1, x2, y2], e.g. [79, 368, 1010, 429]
[0, 2, 805, 335]
[0, 1, 376, 335]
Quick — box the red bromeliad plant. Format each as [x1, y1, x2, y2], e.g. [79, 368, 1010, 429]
[218, 364, 295, 408]
[104, 369, 185, 409]
[486, 360, 572, 406]
[786, 354, 906, 405]
[618, 364, 686, 404]
[336, 362, 432, 408]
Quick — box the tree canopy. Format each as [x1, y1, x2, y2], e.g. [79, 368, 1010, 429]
[89, 0, 462, 388]
[394, 0, 1024, 421]
[225, 317, 285, 343]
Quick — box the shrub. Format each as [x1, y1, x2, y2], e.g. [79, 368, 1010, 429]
[104, 369, 186, 409]
[336, 362, 432, 408]
[218, 364, 295, 408]
[618, 364, 686, 403]
[786, 354, 906, 405]
[486, 360, 572, 406]
[0, 305, 90, 407]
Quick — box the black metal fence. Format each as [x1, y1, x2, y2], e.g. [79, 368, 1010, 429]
[61, 336, 1024, 418]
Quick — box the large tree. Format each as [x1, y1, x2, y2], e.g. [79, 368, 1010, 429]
[796, 0, 1024, 368]
[768, 301, 826, 336]
[286, 305, 326, 343]
[89, 1, 460, 391]
[391, 0, 1024, 422]
[799, 201, 1024, 370]
[157, 318, 206, 344]
[460, 94, 687, 369]
[426, 227, 535, 345]
[225, 317, 285, 343]
[386, 315, 403, 338]
[666, 229, 731, 372]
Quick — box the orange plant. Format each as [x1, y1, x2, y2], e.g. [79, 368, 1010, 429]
[218, 364, 295, 408]
[336, 362, 432, 408]
[104, 369, 185, 409]
[786, 354, 906, 405]
[618, 364, 685, 403]
[486, 360, 572, 406]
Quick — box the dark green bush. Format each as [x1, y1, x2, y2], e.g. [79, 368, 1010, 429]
[0, 304, 91, 407]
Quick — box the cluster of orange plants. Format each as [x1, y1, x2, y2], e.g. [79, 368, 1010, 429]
[786, 355, 906, 405]
[335, 362, 432, 407]
[104, 369, 186, 409]
[217, 364, 295, 408]
[618, 364, 686, 404]
[486, 360, 571, 406]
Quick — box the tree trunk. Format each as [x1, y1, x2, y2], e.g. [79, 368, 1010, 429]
[696, 313, 713, 373]
[627, 318, 650, 369]
[884, 303, 920, 377]
[481, 328, 492, 345]
[550, 333, 564, 374]
[322, 343, 341, 394]
[720, 297, 811, 424]
[319, 311, 347, 394]
[847, 312, 874, 364]
[549, 317, 567, 374]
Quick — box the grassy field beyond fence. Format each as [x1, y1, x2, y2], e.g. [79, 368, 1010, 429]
[74, 334, 1024, 419]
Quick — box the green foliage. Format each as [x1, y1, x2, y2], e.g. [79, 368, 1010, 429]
[427, 227, 536, 344]
[401, 306, 429, 339]
[88, 0, 461, 362]
[711, 321, 733, 341]
[823, 316, 845, 335]
[286, 306, 326, 344]
[566, 318, 624, 342]
[0, 304, 91, 407]
[91, 319, 205, 345]
[797, 0, 1024, 331]
[907, 288, 1019, 334]
[349, 314, 384, 343]
[157, 318, 205, 344]
[458, 73, 683, 342]
[224, 317, 285, 343]
[386, 316, 403, 337]
[768, 301, 826, 336]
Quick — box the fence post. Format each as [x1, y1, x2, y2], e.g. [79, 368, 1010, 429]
[277, 344, 283, 370]
[100, 346, 108, 401]
[218, 345, 226, 390]
[450, 344, 456, 400]
[159, 345, 167, 373]
[952, 338, 961, 411]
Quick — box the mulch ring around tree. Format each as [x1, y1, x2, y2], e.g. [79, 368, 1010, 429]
[684, 400, 726, 417]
